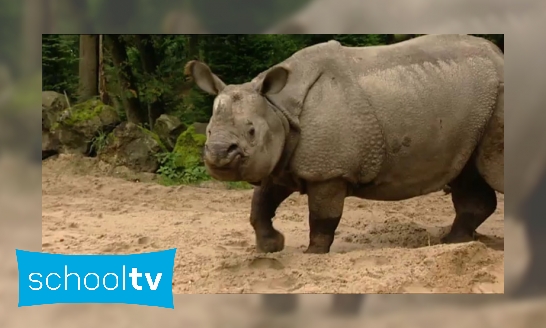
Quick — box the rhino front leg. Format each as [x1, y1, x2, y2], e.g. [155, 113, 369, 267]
[250, 183, 294, 253]
[304, 179, 347, 254]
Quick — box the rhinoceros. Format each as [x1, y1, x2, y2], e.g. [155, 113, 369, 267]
[185, 34, 504, 254]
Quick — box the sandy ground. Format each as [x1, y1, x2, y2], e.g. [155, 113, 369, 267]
[41, 154, 504, 294]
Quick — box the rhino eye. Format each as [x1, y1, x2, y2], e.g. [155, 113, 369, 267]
[249, 127, 255, 137]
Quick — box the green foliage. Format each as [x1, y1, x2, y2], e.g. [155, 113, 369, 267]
[156, 152, 210, 186]
[156, 125, 209, 185]
[90, 130, 109, 154]
[42, 35, 79, 99]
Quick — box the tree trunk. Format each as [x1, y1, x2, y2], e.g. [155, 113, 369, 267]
[98, 35, 111, 105]
[78, 34, 99, 102]
[105, 35, 147, 125]
[135, 35, 164, 128]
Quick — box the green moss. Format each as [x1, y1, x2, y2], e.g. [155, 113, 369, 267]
[137, 125, 168, 152]
[63, 99, 106, 126]
[173, 125, 206, 169]
[155, 125, 211, 185]
[50, 98, 111, 133]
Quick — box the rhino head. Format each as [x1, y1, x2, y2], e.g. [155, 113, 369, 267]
[185, 60, 290, 183]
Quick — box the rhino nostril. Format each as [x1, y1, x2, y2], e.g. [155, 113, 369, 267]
[227, 144, 239, 155]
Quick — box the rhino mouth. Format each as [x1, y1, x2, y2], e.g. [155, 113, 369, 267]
[205, 154, 246, 181]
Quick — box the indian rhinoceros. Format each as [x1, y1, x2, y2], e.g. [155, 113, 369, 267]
[185, 34, 504, 254]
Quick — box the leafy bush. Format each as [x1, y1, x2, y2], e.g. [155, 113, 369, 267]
[156, 151, 210, 185]
[89, 130, 109, 155]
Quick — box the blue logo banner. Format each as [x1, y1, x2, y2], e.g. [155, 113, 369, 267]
[16, 248, 176, 308]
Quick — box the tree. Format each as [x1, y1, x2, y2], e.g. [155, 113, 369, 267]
[42, 35, 79, 96]
[135, 35, 165, 128]
[104, 35, 147, 125]
[78, 34, 99, 101]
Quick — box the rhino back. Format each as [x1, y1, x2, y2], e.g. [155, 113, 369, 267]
[288, 35, 502, 199]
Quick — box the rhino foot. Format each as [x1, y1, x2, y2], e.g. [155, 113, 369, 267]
[256, 230, 285, 253]
[303, 245, 331, 254]
[304, 217, 340, 254]
[441, 230, 475, 244]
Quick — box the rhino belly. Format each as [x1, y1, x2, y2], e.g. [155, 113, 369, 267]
[353, 60, 499, 200]
[355, 128, 479, 201]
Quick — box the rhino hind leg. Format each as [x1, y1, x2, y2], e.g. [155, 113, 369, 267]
[442, 162, 497, 244]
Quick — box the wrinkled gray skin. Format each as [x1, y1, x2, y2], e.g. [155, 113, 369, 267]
[186, 34, 504, 255]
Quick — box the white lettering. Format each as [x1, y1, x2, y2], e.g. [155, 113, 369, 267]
[46, 273, 61, 290]
[103, 273, 119, 291]
[84, 273, 100, 290]
[123, 265, 126, 290]
[145, 273, 162, 290]
[29, 273, 42, 290]
[64, 265, 80, 290]
[129, 267, 142, 290]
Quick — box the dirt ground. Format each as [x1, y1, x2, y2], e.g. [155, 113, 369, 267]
[41, 154, 504, 294]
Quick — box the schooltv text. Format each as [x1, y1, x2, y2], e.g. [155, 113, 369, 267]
[16, 248, 176, 308]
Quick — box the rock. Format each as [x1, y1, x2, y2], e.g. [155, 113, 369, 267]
[42, 130, 60, 160]
[98, 122, 166, 173]
[152, 114, 186, 151]
[42, 91, 68, 131]
[192, 122, 208, 135]
[51, 99, 121, 155]
[173, 125, 207, 169]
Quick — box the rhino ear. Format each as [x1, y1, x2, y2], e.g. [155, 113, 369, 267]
[259, 66, 289, 95]
[185, 60, 226, 95]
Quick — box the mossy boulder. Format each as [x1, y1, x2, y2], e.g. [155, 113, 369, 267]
[42, 91, 69, 131]
[172, 125, 206, 169]
[51, 98, 121, 155]
[98, 122, 165, 173]
[152, 114, 186, 151]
